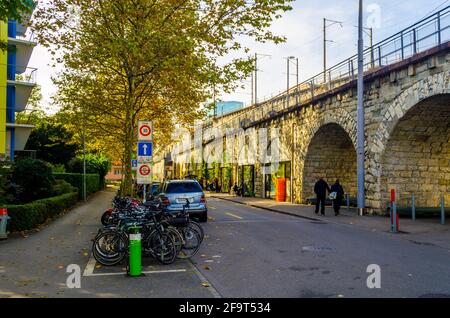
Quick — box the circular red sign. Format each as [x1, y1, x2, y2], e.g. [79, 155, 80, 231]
[139, 165, 151, 176]
[139, 125, 152, 137]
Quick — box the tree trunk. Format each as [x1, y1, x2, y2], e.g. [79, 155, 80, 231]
[121, 77, 136, 196]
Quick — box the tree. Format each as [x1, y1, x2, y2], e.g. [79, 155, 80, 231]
[32, 0, 293, 195]
[25, 121, 81, 165]
[11, 158, 54, 203]
[15, 85, 49, 125]
[67, 153, 112, 187]
[0, 0, 36, 51]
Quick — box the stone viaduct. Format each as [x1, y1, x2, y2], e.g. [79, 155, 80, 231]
[156, 36, 450, 214]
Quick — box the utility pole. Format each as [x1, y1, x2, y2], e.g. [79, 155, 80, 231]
[82, 114, 87, 202]
[251, 71, 254, 105]
[357, 0, 365, 215]
[354, 25, 374, 67]
[254, 53, 258, 105]
[253, 53, 271, 109]
[323, 18, 343, 83]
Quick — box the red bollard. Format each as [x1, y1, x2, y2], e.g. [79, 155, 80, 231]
[389, 189, 400, 232]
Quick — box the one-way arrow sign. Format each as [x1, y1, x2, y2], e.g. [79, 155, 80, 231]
[137, 142, 152, 163]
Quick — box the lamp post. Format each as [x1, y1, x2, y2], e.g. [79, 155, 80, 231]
[357, 0, 365, 215]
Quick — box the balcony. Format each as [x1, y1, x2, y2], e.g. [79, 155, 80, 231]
[7, 66, 37, 112]
[8, 32, 37, 73]
[5, 123, 34, 151]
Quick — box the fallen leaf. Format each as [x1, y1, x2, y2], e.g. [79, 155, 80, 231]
[49, 237, 55, 240]
[201, 282, 210, 288]
[58, 265, 64, 269]
[95, 265, 102, 269]
[204, 265, 211, 270]
[200, 254, 207, 258]
[83, 252, 89, 257]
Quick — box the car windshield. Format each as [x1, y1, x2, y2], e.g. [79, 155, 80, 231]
[166, 182, 202, 193]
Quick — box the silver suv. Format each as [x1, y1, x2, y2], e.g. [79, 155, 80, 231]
[158, 179, 208, 222]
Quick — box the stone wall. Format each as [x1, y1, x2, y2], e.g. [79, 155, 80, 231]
[302, 123, 357, 201]
[380, 95, 450, 209]
[167, 46, 450, 214]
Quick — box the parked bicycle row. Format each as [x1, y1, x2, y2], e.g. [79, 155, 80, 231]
[92, 196, 204, 266]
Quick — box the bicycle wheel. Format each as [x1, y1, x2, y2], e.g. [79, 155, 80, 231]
[177, 227, 202, 259]
[187, 221, 204, 242]
[101, 211, 111, 226]
[92, 230, 128, 266]
[144, 231, 177, 265]
[165, 226, 184, 255]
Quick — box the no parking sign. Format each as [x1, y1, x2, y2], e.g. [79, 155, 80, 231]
[137, 163, 152, 184]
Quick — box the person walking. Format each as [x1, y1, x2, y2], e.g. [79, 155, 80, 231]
[330, 179, 345, 216]
[314, 177, 330, 215]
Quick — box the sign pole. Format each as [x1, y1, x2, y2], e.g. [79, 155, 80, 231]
[143, 185, 146, 203]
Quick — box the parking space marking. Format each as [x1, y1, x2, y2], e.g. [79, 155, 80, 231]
[84, 269, 187, 277]
[225, 212, 243, 220]
[83, 255, 187, 277]
[83, 255, 97, 277]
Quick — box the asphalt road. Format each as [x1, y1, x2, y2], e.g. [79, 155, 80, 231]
[0, 191, 449, 298]
[193, 198, 450, 298]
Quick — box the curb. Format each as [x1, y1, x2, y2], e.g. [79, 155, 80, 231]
[210, 195, 322, 222]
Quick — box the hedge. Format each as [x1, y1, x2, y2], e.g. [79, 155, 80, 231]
[53, 173, 101, 199]
[6, 191, 79, 232]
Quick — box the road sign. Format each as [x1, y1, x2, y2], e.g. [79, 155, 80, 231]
[138, 121, 153, 141]
[138, 142, 152, 157]
[137, 163, 152, 184]
[131, 159, 138, 171]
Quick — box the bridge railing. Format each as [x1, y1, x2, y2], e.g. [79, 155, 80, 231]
[212, 5, 450, 130]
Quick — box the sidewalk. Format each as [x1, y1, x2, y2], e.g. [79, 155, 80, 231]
[208, 193, 450, 244]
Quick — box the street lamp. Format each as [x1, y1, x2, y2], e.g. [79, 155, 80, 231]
[285, 56, 299, 107]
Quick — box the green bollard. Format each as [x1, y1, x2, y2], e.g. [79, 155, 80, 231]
[128, 225, 142, 277]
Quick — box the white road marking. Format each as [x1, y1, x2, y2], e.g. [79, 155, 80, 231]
[82, 255, 96, 277]
[83, 255, 186, 277]
[83, 269, 187, 277]
[225, 212, 243, 220]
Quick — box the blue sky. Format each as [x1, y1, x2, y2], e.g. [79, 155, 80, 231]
[29, 0, 450, 113]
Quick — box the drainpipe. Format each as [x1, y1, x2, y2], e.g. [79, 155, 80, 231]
[291, 122, 296, 203]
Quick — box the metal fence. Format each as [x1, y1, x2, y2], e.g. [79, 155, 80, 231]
[209, 5, 450, 129]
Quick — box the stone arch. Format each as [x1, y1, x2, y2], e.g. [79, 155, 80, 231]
[368, 71, 450, 211]
[298, 107, 357, 161]
[372, 72, 450, 155]
[294, 108, 357, 203]
[378, 93, 450, 210]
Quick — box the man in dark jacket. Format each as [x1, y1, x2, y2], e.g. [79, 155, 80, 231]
[314, 177, 330, 215]
[330, 179, 345, 216]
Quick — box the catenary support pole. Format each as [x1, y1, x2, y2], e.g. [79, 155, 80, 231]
[357, 0, 365, 216]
